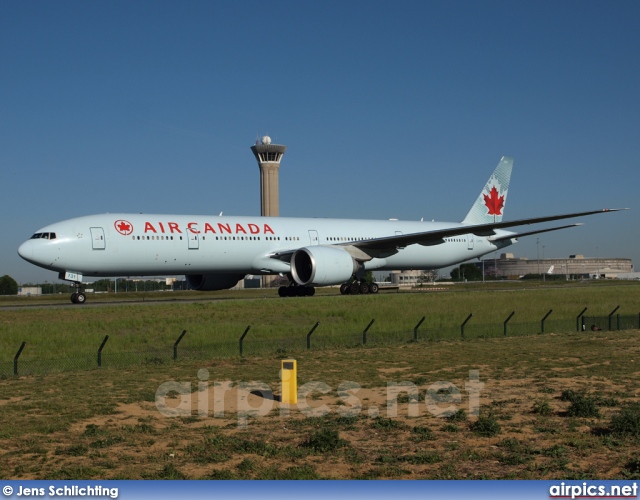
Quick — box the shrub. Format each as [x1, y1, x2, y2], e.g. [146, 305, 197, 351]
[371, 416, 406, 431]
[532, 399, 553, 416]
[623, 457, 640, 476]
[567, 395, 600, 418]
[147, 463, 187, 479]
[55, 444, 88, 456]
[471, 414, 501, 437]
[447, 409, 467, 422]
[560, 389, 579, 402]
[300, 429, 347, 453]
[405, 451, 442, 464]
[412, 426, 435, 441]
[610, 403, 640, 437]
[441, 423, 459, 433]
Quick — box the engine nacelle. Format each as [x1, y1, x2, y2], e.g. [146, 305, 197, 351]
[186, 273, 245, 291]
[291, 246, 359, 286]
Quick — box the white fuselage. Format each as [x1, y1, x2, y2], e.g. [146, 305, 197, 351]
[18, 213, 514, 279]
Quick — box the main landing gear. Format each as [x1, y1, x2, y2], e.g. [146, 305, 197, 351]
[278, 283, 316, 297]
[340, 281, 379, 295]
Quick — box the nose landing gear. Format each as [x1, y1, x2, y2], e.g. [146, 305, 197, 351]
[70, 283, 86, 304]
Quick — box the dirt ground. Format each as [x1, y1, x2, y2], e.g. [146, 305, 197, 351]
[2, 332, 640, 479]
[0, 332, 640, 479]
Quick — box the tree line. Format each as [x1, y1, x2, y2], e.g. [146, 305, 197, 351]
[0, 275, 180, 295]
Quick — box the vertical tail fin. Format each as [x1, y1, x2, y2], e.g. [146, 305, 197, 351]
[462, 156, 513, 225]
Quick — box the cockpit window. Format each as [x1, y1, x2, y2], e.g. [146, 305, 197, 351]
[30, 232, 56, 240]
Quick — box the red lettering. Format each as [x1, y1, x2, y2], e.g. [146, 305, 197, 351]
[158, 222, 165, 233]
[168, 222, 181, 234]
[204, 222, 216, 233]
[248, 223, 259, 234]
[218, 223, 231, 234]
[235, 223, 247, 234]
[264, 224, 274, 235]
[187, 222, 200, 234]
[144, 222, 157, 233]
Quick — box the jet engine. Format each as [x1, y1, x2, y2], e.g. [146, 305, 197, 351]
[186, 273, 245, 291]
[290, 246, 360, 286]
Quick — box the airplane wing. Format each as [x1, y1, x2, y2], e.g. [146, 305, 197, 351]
[353, 208, 627, 253]
[268, 208, 627, 263]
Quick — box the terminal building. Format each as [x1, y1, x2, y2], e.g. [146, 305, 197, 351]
[480, 253, 634, 279]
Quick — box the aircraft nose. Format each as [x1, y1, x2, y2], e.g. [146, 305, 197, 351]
[18, 240, 33, 262]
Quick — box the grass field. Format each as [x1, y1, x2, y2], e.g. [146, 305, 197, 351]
[1, 281, 639, 364]
[1, 282, 639, 479]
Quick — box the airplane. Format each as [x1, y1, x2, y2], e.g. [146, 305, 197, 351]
[18, 157, 626, 304]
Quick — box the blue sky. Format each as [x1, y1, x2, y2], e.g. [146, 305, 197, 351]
[2, 0, 638, 283]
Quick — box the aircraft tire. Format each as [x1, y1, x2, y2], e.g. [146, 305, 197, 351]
[369, 283, 379, 294]
[295, 286, 307, 297]
[360, 283, 370, 294]
[340, 284, 349, 295]
[70, 293, 78, 303]
[76, 293, 87, 304]
[306, 287, 315, 297]
[349, 283, 360, 294]
[278, 286, 287, 297]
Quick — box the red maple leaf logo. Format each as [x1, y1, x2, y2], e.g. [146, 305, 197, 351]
[483, 186, 505, 216]
[114, 220, 133, 235]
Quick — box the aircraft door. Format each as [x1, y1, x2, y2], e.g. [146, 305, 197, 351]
[467, 234, 474, 250]
[308, 230, 319, 246]
[90, 227, 106, 250]
[395, 230, 405, 250]
[188, 226, 199, 250]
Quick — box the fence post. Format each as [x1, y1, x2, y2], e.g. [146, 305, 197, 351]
[363, 319, 375, 345]
[541, 309, 553, 334]
[608, 306, 620, 331]
[414, 316, 426, 341]
[576, 307, 587, 332]
[617, 314, 621, 331]
[503, 311, 515, 337]
[97, 335, 109, 367]
[239, 326, 251, 357]
[13, 342, 26, 376]
[461, 313, 473, 339]
[306, 322, 320, 350]
[173, 330, 187, 361]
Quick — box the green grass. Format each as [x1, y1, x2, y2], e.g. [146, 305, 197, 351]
[2, 282, 639, 367]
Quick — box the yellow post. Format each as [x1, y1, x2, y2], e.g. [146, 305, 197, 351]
[281, 359, 297, 404]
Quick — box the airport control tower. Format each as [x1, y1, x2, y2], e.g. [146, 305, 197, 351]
[251, 136, 287, 288]
[251, 136, 287, 217]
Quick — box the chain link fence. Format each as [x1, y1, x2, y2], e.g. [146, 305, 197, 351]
[2, 313, 639, 378]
